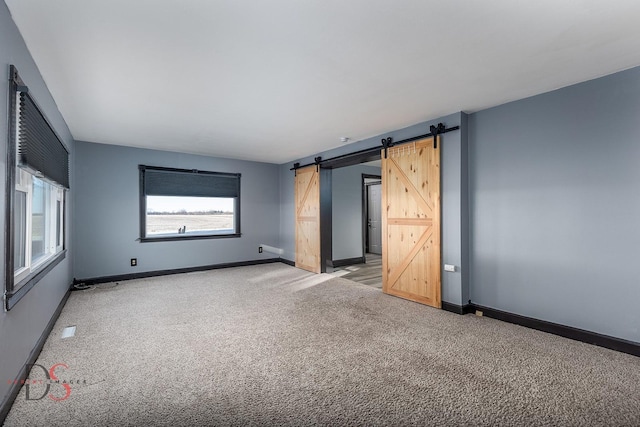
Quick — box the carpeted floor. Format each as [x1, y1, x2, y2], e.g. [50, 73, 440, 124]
[4, 263, 640, 426]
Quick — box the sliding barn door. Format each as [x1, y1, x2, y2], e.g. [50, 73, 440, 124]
[382, 137, 441, 308]
[295, 166, 321, 273]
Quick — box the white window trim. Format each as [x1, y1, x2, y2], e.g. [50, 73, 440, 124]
[55, 187, 64, 252]
[14, 169, 32, 285]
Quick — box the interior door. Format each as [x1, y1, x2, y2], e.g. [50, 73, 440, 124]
[381, 137, 441, 308]
[367, 183, 382, 255]
[295, 165, 321, 273]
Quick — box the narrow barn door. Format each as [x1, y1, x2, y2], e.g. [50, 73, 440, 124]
[295, 165, 321, 273]
[381, 137, 441, 308]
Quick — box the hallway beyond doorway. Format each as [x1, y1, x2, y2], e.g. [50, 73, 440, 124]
[330, 253, 382, 288]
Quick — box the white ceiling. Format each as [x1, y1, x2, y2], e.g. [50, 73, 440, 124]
[6, 1, 640, 164]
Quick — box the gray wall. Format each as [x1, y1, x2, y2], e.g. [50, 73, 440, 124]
[0, 2, 75, 408]
[332, 164, 380, 261]
[468, 66, 640, 343]
[279, 163, 295, 262]
[440, 113, 467, 305]
[279, 113, 467, 305]
[73, 141, 281, 279]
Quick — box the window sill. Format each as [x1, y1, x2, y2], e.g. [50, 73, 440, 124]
[6, 250, 67, 311]
[139, 233, 242, 243]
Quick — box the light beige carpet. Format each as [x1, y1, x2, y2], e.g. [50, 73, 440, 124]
[4, 263, 640, 426]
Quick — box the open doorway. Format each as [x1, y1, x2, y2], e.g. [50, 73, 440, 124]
[364, 173, 382, 255]
[330, 161, 383, 289]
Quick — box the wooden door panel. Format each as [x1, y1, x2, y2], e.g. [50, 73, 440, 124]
[386, 224, 431, 289]
[386, 157, 433, 219]
[296, 220, 319, 271]
[387, 226, 436, 302]
[382, 137, 441, 308]
[295, 166, 320, 273]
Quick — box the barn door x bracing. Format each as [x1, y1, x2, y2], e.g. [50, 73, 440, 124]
[382, 136, 441, 308]
[295, 165, 321, 273]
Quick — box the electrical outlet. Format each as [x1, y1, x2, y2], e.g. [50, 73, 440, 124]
[258, 246, 263, 253]
[131, 258, 137, 267]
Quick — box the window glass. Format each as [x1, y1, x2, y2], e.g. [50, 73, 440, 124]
[13, 174, 64, 282]
[146, 196, 235, 237]
[31, 177, 48, 262]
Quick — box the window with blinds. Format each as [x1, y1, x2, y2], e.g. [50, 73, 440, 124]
[139, 165, 241, 241]
[5, 65, 68, 310]
[17, 91, 70, 188]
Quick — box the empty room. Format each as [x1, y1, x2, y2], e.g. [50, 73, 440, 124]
[1, 1, 640, 425]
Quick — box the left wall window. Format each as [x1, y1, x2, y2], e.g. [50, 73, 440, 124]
[13, 170, 65, 287]
[5, 66, 69, 310]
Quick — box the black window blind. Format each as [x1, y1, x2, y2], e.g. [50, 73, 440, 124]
[141, 166, 240, 198]
[18, 92, 70, 188]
